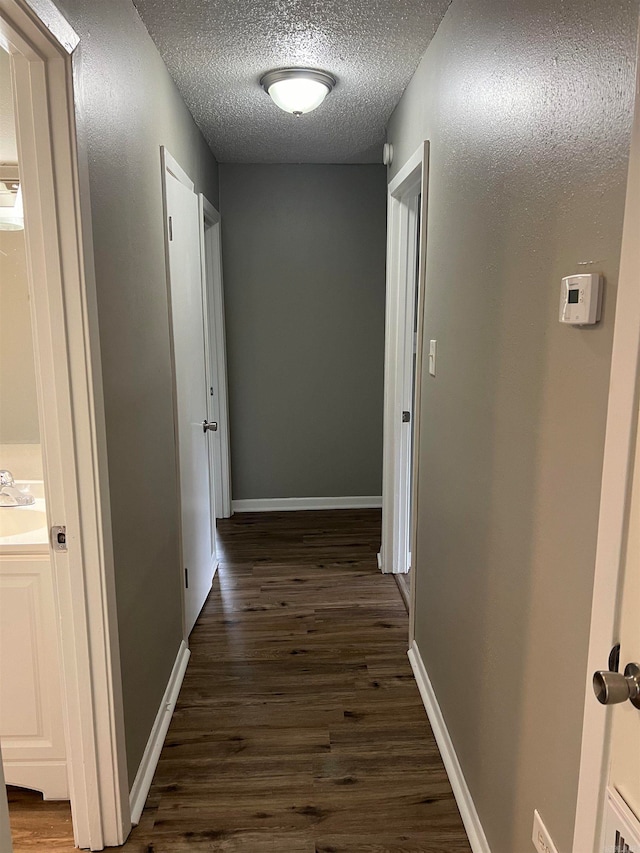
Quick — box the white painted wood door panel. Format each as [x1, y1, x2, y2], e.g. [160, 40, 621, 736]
[199, 197, 232, 520]
[165, 169, 215, 637]
[605, 398, 640, 847]
[0, 554, 67, 799]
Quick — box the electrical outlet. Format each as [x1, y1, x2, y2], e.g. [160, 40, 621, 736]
[532, 810, 559, 853]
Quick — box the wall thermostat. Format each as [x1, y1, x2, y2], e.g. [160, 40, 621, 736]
[559, 273, 602, 325]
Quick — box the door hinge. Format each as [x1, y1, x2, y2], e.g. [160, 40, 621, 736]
[184, 567, 189, 588]
[168, 216, 173, 241]
[402, 411, 411, 423]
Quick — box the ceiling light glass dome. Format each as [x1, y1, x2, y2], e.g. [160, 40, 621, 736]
[260, 68, 336, 116]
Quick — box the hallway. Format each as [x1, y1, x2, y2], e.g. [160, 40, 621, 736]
[9, 510, 471, 852]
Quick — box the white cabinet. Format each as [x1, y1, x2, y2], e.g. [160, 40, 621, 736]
[0, 552, 68, 799]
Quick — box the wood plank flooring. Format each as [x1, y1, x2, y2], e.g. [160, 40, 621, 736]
[394, 572, 410, 613]
[7, 509, 471, 852]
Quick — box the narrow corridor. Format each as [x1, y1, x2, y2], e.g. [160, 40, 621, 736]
[10, 510, 471, 852]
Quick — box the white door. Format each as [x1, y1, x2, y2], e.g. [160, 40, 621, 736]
[199, 196, 232, 519]
[164, 157, 216, 636]
[599, 398, 640, 849]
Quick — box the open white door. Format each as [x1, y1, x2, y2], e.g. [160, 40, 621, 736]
[573, 27, 640, 851]
[199, 196, 232, 519]
[162, 150, 216, 637]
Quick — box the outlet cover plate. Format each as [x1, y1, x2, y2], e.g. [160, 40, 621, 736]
[532, 810, 559, 853]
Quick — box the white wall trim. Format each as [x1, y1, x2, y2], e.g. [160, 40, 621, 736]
[129, 641, 191, 825]
[408, 641, 491, 853]
[232, 496, 382, 512]
[202, 194, 220, 224]
[162, 147, 194, 191]
[381, 142, 429, 579]
[18, 0, 79, 52]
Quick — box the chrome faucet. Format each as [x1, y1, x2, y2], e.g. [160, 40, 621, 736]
[0, 470, 35, 506]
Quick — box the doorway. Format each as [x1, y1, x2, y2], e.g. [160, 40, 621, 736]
[0, 3, 129, 849]
[380, 142, 429, 621]
[0, 34, 69, 815]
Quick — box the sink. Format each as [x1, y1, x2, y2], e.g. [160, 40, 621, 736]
[0, 487, 48, 546]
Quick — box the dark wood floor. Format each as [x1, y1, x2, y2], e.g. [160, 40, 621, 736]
[394, 572, 411, 613]
[8, 510, 470, 852]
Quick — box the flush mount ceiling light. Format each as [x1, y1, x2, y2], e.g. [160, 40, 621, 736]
[260, 68, 336, 116]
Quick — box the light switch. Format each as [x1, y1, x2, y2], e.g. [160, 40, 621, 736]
[429, 340, 437, 376]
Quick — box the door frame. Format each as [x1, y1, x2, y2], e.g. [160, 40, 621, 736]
[0, 0, 130, 849]
[572, 27, 640, 852]
[199, 195, 232, 519]
[381, 142, 429, 585]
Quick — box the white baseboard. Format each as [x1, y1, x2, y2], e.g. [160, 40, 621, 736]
[232, 496, 382, 512]
[129, 640, 191, 825]
[408, 641, 491, 853]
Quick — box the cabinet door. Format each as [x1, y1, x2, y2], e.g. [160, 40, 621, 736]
[0, 554, 67, 799]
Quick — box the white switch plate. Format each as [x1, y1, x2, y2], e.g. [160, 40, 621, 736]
[532, 810, 559, 853]
[429, 340, 437, 376]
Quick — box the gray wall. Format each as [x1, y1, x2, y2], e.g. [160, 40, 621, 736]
[56, 0, 219, 785]
[219, 164, 386, 501]
[387, 1, 638, 851]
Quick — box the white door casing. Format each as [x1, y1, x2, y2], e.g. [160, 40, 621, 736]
[573, 21, 640, 852]
[0, 2, 130, 848]
[603, 396, 640, 845]
[381, 142, 429, 588]
[162, 149, 216, 637]
[199, 195, 232, 520]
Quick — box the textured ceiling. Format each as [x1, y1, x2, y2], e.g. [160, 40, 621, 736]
[133, 0, 451, 163]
